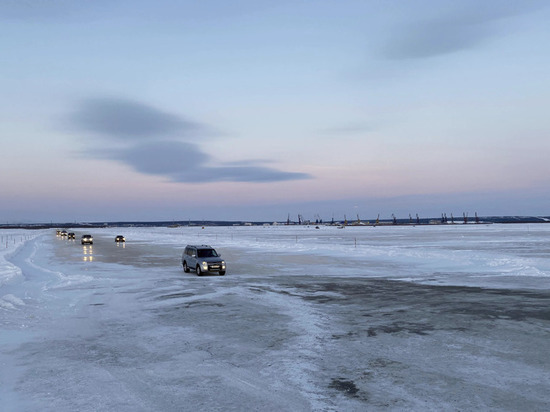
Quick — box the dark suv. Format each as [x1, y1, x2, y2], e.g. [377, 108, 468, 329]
[182, 245, 226, 276]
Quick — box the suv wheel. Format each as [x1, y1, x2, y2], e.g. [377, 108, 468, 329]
[196, 265, 203, 276]
[219, 271, 225, 276]
[183, 261, 189, 273]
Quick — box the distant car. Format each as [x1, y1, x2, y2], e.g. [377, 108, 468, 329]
[81, 234, 93, 245]
[60, 230, 68, 237]
[182, 245, 226, 276]
[115, 235, 125, 242]
[67, 232, 76, 240]
[56, 230, 61, 236]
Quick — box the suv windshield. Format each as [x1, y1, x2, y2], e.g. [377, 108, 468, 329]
[197, 248, 218, 258]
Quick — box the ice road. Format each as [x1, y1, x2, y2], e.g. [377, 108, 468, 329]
[1, 224, 550, 411]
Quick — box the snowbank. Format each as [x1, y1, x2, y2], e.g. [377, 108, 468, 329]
[0, 229, 47, 309]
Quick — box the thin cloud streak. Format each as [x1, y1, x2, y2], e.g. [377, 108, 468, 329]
[380, 0, 547, 60]
[383, 19, 488, 60]
[172, 166, 311, 183]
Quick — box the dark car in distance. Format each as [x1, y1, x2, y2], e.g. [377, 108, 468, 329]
[81, 234, 93, 245]
[115, 235, 125, 242]
[67, 232, 76, 240]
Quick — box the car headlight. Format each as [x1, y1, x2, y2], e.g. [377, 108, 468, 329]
[221, 261, 226, 269]
[201, 262, 208, 270]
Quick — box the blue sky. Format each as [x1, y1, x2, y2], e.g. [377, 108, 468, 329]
[1, 0, 550, 222]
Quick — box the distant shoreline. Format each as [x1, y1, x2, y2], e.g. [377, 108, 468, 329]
[1, 215, 549, 229]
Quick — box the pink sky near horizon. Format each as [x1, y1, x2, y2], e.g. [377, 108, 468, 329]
[1, 1, 550, 222]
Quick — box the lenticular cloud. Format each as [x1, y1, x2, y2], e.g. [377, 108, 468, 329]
[69, 97, 312, 183]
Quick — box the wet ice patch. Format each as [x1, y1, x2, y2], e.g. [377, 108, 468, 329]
[329, 378, 359, 396]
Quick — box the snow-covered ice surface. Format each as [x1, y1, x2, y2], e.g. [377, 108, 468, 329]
[1, 224, 550, 411]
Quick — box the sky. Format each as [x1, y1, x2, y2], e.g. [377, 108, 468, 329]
[1, 0, 550, 223]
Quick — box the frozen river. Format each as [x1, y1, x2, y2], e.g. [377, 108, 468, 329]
[1, 224, 550, 410]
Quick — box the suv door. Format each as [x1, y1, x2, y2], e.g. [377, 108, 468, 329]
[182, 247, 197, 272]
